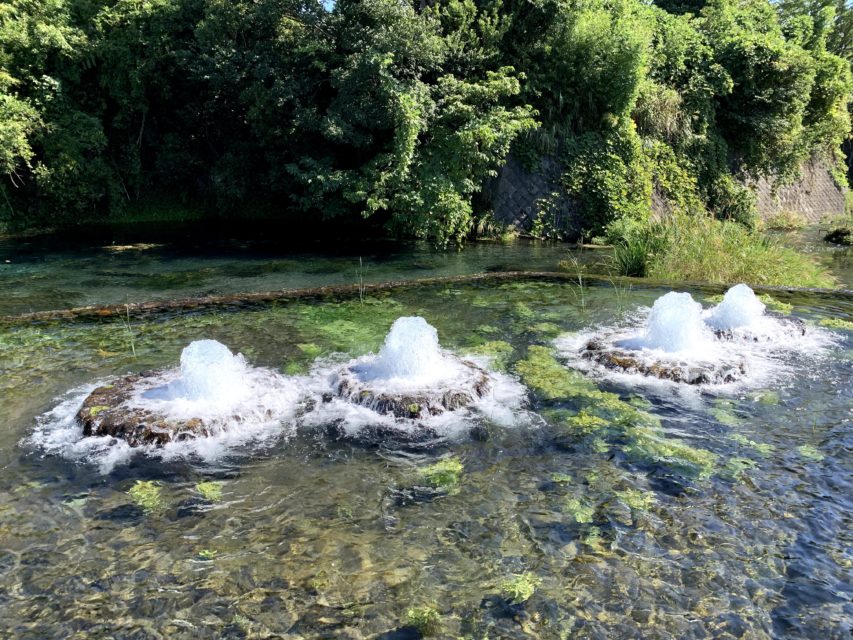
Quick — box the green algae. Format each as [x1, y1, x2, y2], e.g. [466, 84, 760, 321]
[616, 488, 656, 512]
[515, 346, 593, 400]
[500, 572, 540, 604]
[531, 322, 563, 337]
[819, 316, 853, 331]
[196, 481, 224, 502]
[565, 497, 595, 523]
[419, 458, 464, 490]
[88, 405, 109, 417]
[624, 426, 717, 478]
[797, 444, 825, 462]
[198, 549, 217, 560]
[466, 340, 513, 371]
[750, 390, 780, 405]
[722, 457, 758, 481]
[710, 401, 741, 427]
[730, 434, 774, 456]
[757, 294, 793, 315]
[128, 480, 164, 513]
[512, 302, 536, 320]
[405, 606, 441, 636]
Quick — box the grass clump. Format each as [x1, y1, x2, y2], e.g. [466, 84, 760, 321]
[405, 606, 441, 636]
[763, 210, 805, 231]
[419, 457, 464, 490]
[500, 572, 540, 604]
[611, 214, 835, 288]
[196, 481, 224, 502]
[128, 480, 164, 513]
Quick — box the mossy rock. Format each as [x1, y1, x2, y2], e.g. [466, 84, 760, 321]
[581, 339, 746, 385]
[330, 356, 490, 419]
[78, 372, 212, 447]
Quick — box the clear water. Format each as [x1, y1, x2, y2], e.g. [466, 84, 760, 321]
[0, 227, 588, 316]
[1, 275, 851, 638]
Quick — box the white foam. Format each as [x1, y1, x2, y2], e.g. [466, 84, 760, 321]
[705, 284, 765, 330]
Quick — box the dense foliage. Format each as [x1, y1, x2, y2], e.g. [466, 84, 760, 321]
[0, 0, 850, 245]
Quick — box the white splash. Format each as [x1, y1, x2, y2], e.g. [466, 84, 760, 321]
[618, 292, 713, 354]
[705, 283, 765, 331]
[351, 316, 468, 391]
[556, 284, 837, 393]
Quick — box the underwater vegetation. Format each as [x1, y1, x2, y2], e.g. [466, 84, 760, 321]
[405, 606, 441, 636]
[516, 345, 718, 479]
[499, 572, 540, 605]
[127, 480, 163, 513]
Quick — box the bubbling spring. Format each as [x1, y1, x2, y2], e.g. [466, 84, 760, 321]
[307, 316, 528, 440]
[564, 284, 831, 387]
[30, 339, 303, 473]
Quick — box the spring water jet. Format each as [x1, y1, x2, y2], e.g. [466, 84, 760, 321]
[330, 317, 491, 419]
[77, 339, 301, 448]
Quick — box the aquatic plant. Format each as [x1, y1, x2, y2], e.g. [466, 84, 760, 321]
[128, 480, 163, 512]
[500, 572, 540, 604]
[757, 294, 793, 315]
[196, 481, 224, 502]
[730, 434, 774, 456]
[797, 444, 825, 462]
[466, 340, 513, 371]
[564, 497, 595, 523]
[624, 426, 717, 479]
[419, 458, 464, 490]
[405, 606, 441, 636]
[710, 401, 741, 427]
[616, 488, 656, 512]
[515, 346, 592, 399]
[722, 457, 758, 481]
[819, 316, 853, 331]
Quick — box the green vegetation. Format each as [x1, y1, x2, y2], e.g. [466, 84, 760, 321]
[128, 480, 163, 513]
[405, 606, 441, 636]
[0, 0, 849, 261]
[798, 444, 826, 462]
[419, 457, 464, 490]
[196, 481, 224, 502]
[499, 572, 540, 604]
[820, 316, 853, 330]
[609, 214, 836, 287]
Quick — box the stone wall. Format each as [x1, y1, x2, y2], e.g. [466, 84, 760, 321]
[488, 154, 846, 234]
[487, 155, 581, 238]
[750, 157, 846, 223]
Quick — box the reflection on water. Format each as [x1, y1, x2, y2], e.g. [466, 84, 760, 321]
[0, 279, 851, 638]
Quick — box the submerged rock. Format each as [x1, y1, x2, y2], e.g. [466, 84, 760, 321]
[77, 372, 220, 446]
[330, 356, 491, 419]
[580, 339, 746, 385]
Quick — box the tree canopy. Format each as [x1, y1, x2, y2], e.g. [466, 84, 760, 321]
[1, 0, 850, 244]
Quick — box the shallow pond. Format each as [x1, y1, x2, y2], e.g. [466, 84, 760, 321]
[0, 278, 851, 639]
